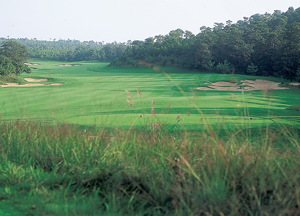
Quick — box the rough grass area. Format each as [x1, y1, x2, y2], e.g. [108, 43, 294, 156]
[0, 121, 299, 215]
[0, 74, 27, 85]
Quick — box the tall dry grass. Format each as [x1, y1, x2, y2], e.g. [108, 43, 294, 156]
[0, 119, 300, 215]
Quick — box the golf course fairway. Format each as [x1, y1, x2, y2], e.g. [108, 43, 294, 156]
[0, 60, 299, 130]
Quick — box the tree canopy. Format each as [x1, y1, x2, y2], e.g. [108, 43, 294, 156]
[0, 40, 31, 76]
[0, 38, 127, 62]
[110, 7, 300, 81]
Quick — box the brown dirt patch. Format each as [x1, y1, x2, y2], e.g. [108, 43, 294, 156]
[197, 79, 288, 91]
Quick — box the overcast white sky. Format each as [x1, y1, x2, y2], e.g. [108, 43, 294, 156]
[1, 0, 300, 43]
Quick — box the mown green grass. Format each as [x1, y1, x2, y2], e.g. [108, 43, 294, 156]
[0, 60, 299, 130]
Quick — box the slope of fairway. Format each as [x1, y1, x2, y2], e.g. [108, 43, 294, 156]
[0, 60, 299, 130]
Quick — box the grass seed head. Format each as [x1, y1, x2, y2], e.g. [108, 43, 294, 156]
[137, 88, 141, 97]
[126, 99, 133, 108]
[156, 122, 161, 129]
[125, 90, 133, 101]
[166, 103, 171, 110]
[152, 123, 157, 130]
[151, 108, 155, 117]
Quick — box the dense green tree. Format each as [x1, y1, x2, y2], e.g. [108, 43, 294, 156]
[0, 38, 127, 62]
[0, 40, 30, 75]
[247, 63, 258, 75]
[110, 7, 300, 80]
[0, 56, 16, 75]
[280, 22, 300, 81]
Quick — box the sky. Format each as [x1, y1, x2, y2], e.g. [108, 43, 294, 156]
[1, 0, 300, 43]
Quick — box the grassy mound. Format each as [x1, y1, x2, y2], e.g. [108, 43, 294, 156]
[0, 120, 299, 215]
[0, 74, 27, 85]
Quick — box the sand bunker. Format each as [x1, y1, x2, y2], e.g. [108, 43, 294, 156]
[197, 79, 288, 91]
[210, 81, 238, 87]
[24, 78, 48, 82]
[0, 83, 46, 87]
[59, 64, 80, 66]
[0, 78, 63, 87]
[289, 83, 300, 86]
[24, 62, 32, 65]
[49, 83, 64, 86]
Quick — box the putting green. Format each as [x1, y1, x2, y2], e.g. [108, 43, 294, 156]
[0, 60, 299, 130]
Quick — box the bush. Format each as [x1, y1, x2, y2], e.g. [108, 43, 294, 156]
[216, 59, 234, 73]
[0, 74, 27, 85]
[247, 62, 258, 75]
[109, 56, 139, 67]
[204, 60, 215, 71]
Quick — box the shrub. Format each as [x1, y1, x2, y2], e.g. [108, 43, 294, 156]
[216, 59, 234, 73]
[0, 74, 27, 85]
[247, 62, 258, 75]
[204, 60, 215, 71]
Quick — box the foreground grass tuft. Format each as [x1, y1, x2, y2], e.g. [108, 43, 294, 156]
[0, 120, 300, 215]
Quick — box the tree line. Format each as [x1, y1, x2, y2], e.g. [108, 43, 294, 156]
[110, 7, 300, 81]
[0, 38, 128, 62]
[1, 7, 300, 81]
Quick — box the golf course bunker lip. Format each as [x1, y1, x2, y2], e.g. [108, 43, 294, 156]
[197, 79, 288, 91]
